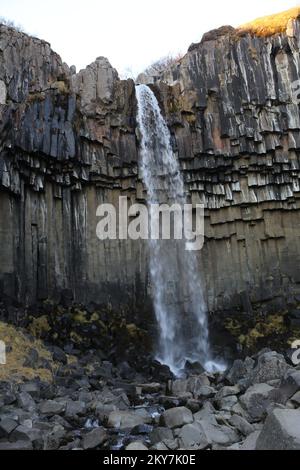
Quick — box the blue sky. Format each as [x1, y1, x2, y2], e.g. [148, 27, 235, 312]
[0, 0, 298, 77]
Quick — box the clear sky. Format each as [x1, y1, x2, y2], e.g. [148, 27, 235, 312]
[0, 0, 298, 77]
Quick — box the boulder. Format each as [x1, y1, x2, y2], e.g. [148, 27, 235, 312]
[239, 383, 275, 420]
[108, 410, 151, 430]
[17, 392, 36, 412]
[256, 409, 300, 450]
[199, 420, 239, 446]
[83, 427, 108, 450]
[226, 357, 255, 385]
[229, 415, 255, 436]
[0, 418, 18, 437]
[150, 427, 173, 445]
[178, 423, 209, 449]
[279, 370, 300, 401]
[39, 400, 65, 415]
[248, 352, 291, 386]
[125, 441, 148, 450]
[161, 407, 193, 429]
[239, 431, 261, 450]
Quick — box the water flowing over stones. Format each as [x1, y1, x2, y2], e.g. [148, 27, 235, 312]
[135, 84, 212, 375]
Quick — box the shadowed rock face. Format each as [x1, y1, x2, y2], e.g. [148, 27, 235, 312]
[1, 14, 300, 332]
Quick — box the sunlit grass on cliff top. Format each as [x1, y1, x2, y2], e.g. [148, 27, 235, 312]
[238, 6, 300, 36]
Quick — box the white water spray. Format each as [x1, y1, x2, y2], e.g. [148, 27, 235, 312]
[136, 85, 223, 375]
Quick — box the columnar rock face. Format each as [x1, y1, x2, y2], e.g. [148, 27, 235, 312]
[1, 15, 300, 323]
[157, 17, 300, 312]
[0, 25, 145, 310]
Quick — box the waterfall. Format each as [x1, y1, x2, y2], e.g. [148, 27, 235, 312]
[136, 84, 220, 376]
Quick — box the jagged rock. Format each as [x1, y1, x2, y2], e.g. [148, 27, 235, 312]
[17, 392, 36, 412]
[125, 441, 148, 450]
[39, 400, 65, 415]
[108, 410, 151, 430]
[279, 370, 300, 401]
[239, 384, 275, 420]
[239, 431, 261, 450]
[229, 415, 255, 436]
[0, 418, 18, 437]
[150, 427, 174, 445]
[64, 400, 87, 417]
[290, 391, 300, 406]
[198, 420, 239, 446]
[194, 402, 218, 425]
[82, 427, 108, 449]
[10, 425, 43, 449]
[161, 407, 193, 429]
[247, 352, 291, 386]
[256, 409, 300, 450]
[178, 423, 209, 449]
[226, 358, 255, 386]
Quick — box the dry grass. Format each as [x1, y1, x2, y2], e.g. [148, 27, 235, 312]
[238, 6, 300, 37]
[0, 321, 56, 383]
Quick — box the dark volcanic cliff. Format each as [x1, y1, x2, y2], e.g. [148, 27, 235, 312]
[1, 12, 300, 339]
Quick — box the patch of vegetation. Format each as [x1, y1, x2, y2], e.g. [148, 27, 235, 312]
[224, 310, 292, 354]
[0, 321, 55, 383]
[238, 7, 300, 37]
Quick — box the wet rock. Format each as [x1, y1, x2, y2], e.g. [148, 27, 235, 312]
[82, 427, 108, 449]
[161, 407, 193, 429]
[130, 424, 153, 435]
[108, 410, 151, 430]
[256, 409, 300, 450]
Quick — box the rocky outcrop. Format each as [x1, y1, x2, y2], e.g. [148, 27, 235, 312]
[1, 11, 300, 347]
[1, 345, 300, 450]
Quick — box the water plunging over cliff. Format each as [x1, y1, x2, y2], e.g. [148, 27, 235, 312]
[136, 84, 216, 375]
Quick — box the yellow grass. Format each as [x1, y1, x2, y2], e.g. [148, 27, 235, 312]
[0, 321, 56, 383]
[238, 6, 300, 37]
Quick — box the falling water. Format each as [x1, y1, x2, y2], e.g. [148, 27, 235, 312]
[136, 84, 220, 376]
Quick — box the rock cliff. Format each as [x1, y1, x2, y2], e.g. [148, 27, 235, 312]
[1, 10, 300, 351]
